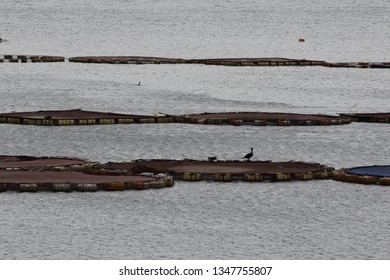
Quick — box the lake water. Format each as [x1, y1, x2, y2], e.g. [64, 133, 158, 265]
[0, 0, 389, 259]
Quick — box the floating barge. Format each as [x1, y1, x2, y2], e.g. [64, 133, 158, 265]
[175, 112, 351, 126]
[339, 113, 390, 123]
[333, 165, 390, 186]
[99, 159, 334, 182]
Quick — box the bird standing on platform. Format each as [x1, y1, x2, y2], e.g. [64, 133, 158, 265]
[243, 148, 254, 161]
[208, 156, 217, 162]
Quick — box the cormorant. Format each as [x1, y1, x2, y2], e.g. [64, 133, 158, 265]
[243, 148, 254, 161]
[208, 156, 217, 162]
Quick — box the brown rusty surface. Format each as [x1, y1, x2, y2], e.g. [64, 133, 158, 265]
[0, 109, 153, 119]
[0, 155, 86, 168]
[0, 170, 156, 184]
[103, 160, 329, 175]
[183, 112, 338, 121]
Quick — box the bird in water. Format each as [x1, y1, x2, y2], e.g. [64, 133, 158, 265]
[243, 148, 254, 161]
[138, 81, 141, 86]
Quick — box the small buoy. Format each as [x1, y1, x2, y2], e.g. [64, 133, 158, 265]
[299, 38, 305, 42]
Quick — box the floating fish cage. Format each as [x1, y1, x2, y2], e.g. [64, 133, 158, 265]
[0, 110, 355, 127]
[339, 113, 390, 123]
[174, 112, 351, 126]
[99, 159, 335, 183]
[333, 165, 390, 186]
[0, 109, 173, 126]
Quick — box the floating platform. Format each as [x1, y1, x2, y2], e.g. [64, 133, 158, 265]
[175, 112, 351, 126]
[0, 109, 352, 126]
[187, 57, 326, 66]
[333, 165, 390, 186]
[339, 113, 390, 123]
[0, 155, 92, 170]
[99, 159, 334, 182]
[324, 62, 390, 68]
[0, 155, 173, 191]
[0, 109, 172, 126]
[0, 54, 64, 63]
[68, 56, 390, 68]
[68, 56, 326, 66]
[0, 170, 174, 192]
[69, 56, 185, 64]
[1, 54, 389, 68]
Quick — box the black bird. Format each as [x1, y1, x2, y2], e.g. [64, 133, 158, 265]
[138, 81, 141, 86]
[208, 156, 217, 162]
[243, 148, 254, 161]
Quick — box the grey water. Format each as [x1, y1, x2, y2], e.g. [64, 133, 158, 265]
[0, 0, 389, 259]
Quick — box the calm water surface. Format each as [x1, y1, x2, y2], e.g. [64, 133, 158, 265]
[0, 0, 389, 259]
